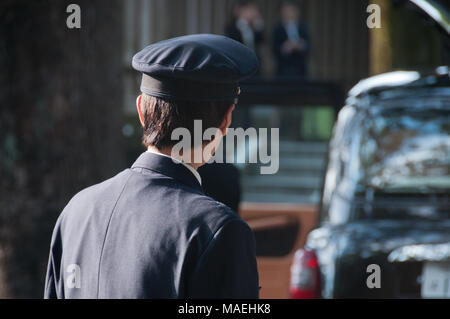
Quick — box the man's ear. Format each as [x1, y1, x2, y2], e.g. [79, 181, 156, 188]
[219, 104, 235, 136]
[136, 95, 145, 127]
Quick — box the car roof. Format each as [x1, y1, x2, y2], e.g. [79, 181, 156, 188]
[348, 67, 450, 100]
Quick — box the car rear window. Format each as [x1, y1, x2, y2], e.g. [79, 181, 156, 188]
[359, 104, 450, 194]
[352, 99, 450, 220]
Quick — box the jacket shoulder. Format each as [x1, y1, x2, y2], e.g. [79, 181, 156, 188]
[58, 169, 132, 222]
[181, 191, 246, 235]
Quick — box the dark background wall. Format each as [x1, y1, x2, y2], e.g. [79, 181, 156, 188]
[122, 0, 370, 91]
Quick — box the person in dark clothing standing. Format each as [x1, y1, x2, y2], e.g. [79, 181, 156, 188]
[225, 0, 264, 61]
[272, 1, 310, 77]
[44, 34, 260, 299]
[198, 163, 241, 213]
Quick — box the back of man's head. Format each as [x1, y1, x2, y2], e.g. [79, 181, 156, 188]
[139, 94, 232, 150]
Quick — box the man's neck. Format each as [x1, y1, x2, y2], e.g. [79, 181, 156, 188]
[147, 146, 201, 170]
[146, 146, 203, 185]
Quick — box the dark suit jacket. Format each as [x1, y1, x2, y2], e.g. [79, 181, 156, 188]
[225, 24, 264, 49]
[272, 22, 309, 77]
[44, 152, 259, 298]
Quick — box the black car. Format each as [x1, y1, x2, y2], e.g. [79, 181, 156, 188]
[290, 68, 450, 298]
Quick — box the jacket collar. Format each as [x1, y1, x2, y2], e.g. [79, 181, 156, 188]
[131, 152, 203, 192]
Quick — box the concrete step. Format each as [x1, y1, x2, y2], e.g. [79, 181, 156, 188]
[278, 156, 327, 171]
[242, 175, 323, 191]
[239, 140, 329, 204]
[279, 141, 329, 155]
[242, 190, 321, 204]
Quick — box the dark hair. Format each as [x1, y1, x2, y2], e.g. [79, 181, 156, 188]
[140, 93, 232, 149]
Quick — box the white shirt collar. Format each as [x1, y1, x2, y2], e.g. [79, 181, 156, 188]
[146, 149, 202, 186]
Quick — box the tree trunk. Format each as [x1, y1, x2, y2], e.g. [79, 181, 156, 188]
[0, 0, 124, 298]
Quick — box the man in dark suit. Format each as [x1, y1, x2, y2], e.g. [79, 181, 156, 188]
[44, 34, 260, 298]
[272, 1, 309, 77]
[225, 0, 264, 64]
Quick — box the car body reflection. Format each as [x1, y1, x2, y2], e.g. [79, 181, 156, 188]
[291, 68, 450, 298]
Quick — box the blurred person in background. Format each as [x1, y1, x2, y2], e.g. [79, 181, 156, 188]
[272, 0, 309, 77]
[225, 0, 265, 64]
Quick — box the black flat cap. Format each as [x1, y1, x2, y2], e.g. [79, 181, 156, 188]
[132, 34, 259, 101]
